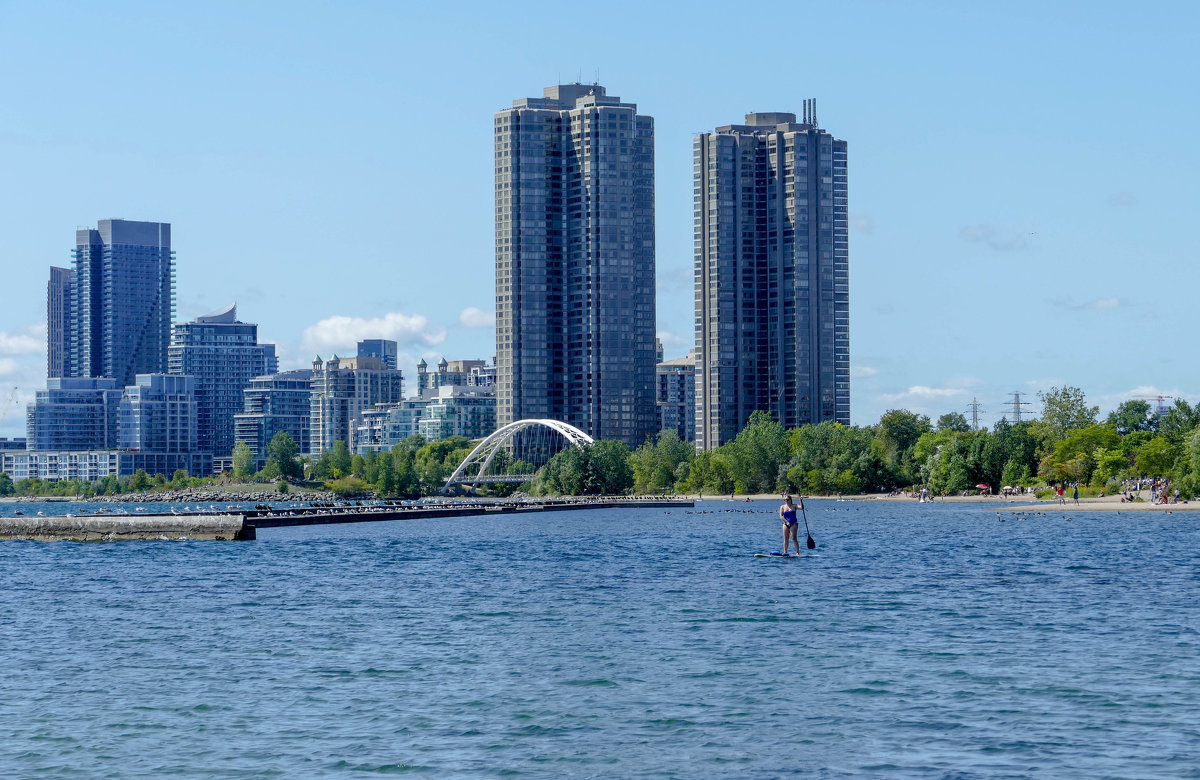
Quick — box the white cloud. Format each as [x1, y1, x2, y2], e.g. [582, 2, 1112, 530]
[301, 312, 446, 356]
[1051, 296, 1126, 311]
[849, 214, 875, 234]
[458, 307, 495, 329]
[0, 358, 19, 377]
[851, 365, 878, 379]
[656, 329, 688, 346]
[1093, 386, 1197, 415]
[657, 266, 693, 293]
[878, 385, 966, 403]
[959, 224, 1029, 252]
[0, 323, 46, 356]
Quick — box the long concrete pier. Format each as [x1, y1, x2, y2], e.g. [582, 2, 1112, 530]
[0, 499, 693, 541]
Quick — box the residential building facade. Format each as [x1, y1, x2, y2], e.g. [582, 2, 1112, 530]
[47, 266, 71, 378]
[356, 339, 398, 370]
[233, 369, 313, 470]
[416, 357, 495, 397]
[26, 377, 123, 451]
[354, 399, 429, 454]
[495, 83, 656, 446]
[309, 355, 404, 454]
[417, 385, 496, 442]
[119, 374, 199, 454]
[68, 219, 174, 386]
[694, 107, 849, 449]
[168, 303, 277, 459]
[657, 352, 697, 443]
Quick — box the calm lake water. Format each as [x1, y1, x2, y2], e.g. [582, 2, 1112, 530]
[2, 500, 1198, 777]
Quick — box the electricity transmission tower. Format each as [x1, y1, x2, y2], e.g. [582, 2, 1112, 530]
[1005, 391, 1032, 422]
[966, 397, 985, 430]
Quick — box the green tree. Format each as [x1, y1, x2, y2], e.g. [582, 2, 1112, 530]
[1160, 399, 1200, 445]
[266, 432, 303, 480]
[0, 472, 13, 496]
[724, 411, 789, 493]
[329, 441, 352, 479]
[1106, 400, 1156, 436]
[534, 440, 633, 496]
[232, 441, 254, 480]
[1038, 386, 1099, 441]
[129, 469, 151, 492]
[630, 429, 693, 494]
[876, 409, 932, 483]
[937, 412, 971, 433]
[326, 475, 372, 496]
[1092, 447, 1129, 485]
[1038, 425, 1120, 485]
[1134, 437, 1177, 478]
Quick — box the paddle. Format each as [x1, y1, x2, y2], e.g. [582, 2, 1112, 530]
[800, 499, 816, 549]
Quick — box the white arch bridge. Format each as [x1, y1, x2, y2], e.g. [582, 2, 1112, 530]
[442, 419, 594, 494]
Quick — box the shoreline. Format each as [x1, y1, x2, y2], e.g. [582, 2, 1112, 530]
[685, 492, 1199, 511]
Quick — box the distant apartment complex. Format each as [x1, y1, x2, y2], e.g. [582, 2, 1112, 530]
[233, 369, 313, 469]
[416, 357, 495, 396]
[309, 343, 404, 454]
[65, 219, 174, 386]
[418, 384, 496, 442]
[657, 352, 697, 443]
[18, 373, 210, 479]
[495, 83, 656, 446]
[694, 107, 849, 449]
[26, 377, 123, 451]
[168, 304, 277, 459]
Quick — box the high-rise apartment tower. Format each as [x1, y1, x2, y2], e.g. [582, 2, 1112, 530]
[47, 266, 71, 378]
[68, 219, 174, 386]
[495, 83, 656, 446]
[694, 106, 849, 449]
[168, 303, 278, 459]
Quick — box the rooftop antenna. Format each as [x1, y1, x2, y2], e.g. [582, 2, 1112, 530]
[803, 99, 808, 124]
[812, 99, 818, 128]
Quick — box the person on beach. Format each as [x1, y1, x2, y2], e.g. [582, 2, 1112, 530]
[1073, 484, 1079, 505]
[779, 495, 803, 555]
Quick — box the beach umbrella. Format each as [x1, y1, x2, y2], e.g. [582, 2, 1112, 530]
[975, 483, 989, 489]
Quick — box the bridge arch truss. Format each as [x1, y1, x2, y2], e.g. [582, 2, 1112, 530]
[442, 419, 594, 494]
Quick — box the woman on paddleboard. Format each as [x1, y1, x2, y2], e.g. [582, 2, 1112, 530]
[779, 495, 803, 555]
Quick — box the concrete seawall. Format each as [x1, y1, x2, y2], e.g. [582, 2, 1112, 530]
[0, 499, 694, 541]
[0, 514, 248, 541]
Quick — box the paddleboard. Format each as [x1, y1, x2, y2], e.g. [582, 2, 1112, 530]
[754, 552, 800, 558]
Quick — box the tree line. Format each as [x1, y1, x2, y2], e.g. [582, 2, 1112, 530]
[3, 386, 1198, 499]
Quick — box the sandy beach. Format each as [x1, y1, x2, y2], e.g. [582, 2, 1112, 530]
[688, 492, 1199, 512]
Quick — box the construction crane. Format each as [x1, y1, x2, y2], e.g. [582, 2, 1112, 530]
[0, 386, 18, 428]
[1137, 395, 1174, 418]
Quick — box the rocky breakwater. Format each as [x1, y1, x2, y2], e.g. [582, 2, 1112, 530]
[86, 487, 338, 504]
[0, 513, 249, 541]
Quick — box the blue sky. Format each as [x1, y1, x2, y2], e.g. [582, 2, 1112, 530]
[1, 0, 1196, 439]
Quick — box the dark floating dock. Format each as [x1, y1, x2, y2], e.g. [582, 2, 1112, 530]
[0, 499, 693, 541]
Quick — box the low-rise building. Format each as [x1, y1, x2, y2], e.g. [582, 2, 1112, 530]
[1, 450, 210, 481]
